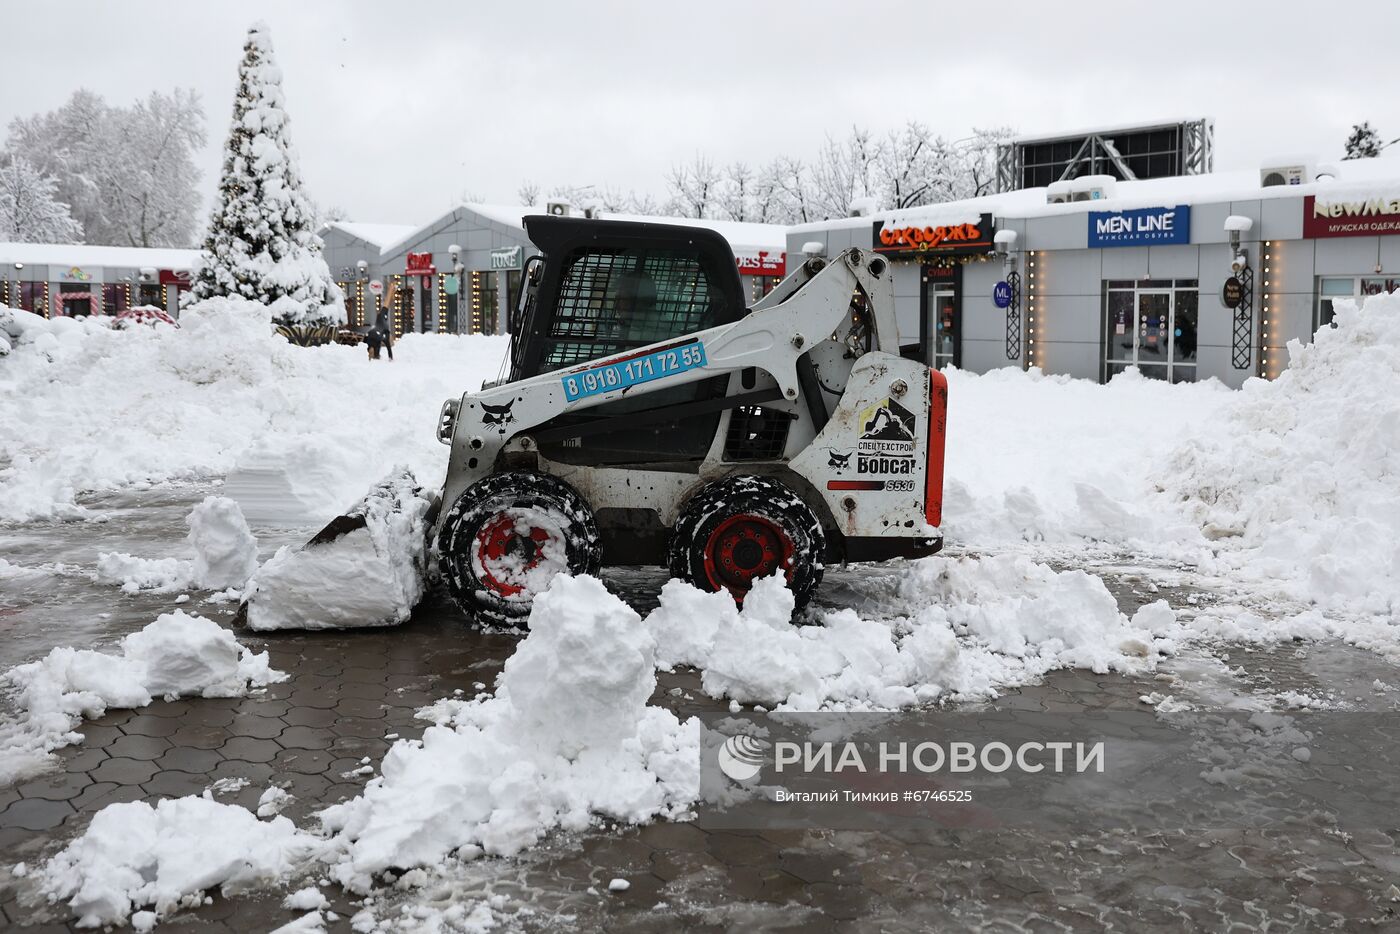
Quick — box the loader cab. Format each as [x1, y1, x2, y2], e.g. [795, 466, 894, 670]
[510, 215, 748, 469]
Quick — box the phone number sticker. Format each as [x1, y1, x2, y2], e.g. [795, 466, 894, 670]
[561, 342, 707, 402]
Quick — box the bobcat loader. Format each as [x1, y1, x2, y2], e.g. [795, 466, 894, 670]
[429, 214, 949, 624]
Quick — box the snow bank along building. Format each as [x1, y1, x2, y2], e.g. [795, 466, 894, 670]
[319, 203, 789, 338]
[0, 243, 197, 318]
[789, 142, 1400, 387]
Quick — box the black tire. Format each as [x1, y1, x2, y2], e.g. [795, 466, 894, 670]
[668, 475, 825, 612]
[437, 472, 601, 626]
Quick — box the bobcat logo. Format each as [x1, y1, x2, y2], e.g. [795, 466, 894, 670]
[826, 449, 853, 472]
[481, 399, 516, 433]
[859, 398, 915, 443]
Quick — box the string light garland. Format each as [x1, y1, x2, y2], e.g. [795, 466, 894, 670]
[1260, 241, 1278, 379]
[436, 273, 447, 334]
[1026, 251, 1041, 370]
[470, 271, 483, 335]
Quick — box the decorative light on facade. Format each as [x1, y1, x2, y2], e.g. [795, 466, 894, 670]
[436, 273, 448, 334]
[1261, 241, 1276, 379]
[470, 271, 483, 335]
[1026, 251, 1041, 370]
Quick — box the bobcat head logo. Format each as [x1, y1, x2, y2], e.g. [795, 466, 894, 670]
[827, 449, 852, 472]
[481, 399, 516, 433]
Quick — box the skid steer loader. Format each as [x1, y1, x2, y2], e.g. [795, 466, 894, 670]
[433, 214, 948, 624]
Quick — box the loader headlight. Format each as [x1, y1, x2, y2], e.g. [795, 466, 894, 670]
[437, 398, 461, 445]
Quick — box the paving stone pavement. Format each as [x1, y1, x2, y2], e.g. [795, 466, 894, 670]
[4, 489, 1400, 931]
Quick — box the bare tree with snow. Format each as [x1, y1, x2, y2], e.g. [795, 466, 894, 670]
[187, 23, 343, 326]
[5, 89, 205, 248]
[811, 127, 880, 219]
[0, 156, 83, 243]
[665, 154, 721, 218]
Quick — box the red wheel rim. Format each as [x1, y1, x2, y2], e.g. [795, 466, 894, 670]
[702, 513, 794, 599]
[473, 513, 556, 598]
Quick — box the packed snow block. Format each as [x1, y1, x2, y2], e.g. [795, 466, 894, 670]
[241, 467, 433, 630]
[37, 795, 323, 928]
[185, 495, 258, 589]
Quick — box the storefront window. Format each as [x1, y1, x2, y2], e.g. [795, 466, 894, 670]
[1315, 276, 1400, 331]
[102, 283, 131, 314]
[1102, 279, 1199, 384]
[58, 283, 94, 317]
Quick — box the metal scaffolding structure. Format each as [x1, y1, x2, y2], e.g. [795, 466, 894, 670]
[996, 118, 1215, 192]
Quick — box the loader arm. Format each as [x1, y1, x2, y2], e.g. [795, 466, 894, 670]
[437, 248, 897, 516]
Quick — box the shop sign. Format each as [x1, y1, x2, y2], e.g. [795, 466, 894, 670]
[736, 250, 786, 277]
[406, 252, 435, 274]
[489, 246, 523, 270]
[369, 279, 384, 295]
[443, 274, 460, 295]
[158, 269, 191, 286]
[1303, 194, 1400, 239]
[1221, 276, 1244, 309]
[872, 214, 994, 257]
[62, 266, 91, 282]
[1087, 206, 1191, 247]
[992, 281, 1013, 309]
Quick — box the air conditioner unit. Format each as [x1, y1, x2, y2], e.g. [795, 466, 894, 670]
[545, 199, 573, 217]
[1045, 181, 1073, 204]
[1260, 163, 1312, 188]
[1070, 174, 1116, 202]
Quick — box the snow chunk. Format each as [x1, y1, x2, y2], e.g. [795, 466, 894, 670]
[258, 786, 294, 818]
[242, 468, 431, 630]
[95, 552, 193, 594]
[283, 886, 330, 911]
[320, 574, 699, 886]
[37, 795, 322, 928]
[0, 611, 284, 783]
[186, 495, 258, 589]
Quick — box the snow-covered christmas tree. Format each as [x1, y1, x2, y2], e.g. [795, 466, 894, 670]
[187, 23, 343, 326]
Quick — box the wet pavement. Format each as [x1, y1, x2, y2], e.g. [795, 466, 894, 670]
[3, 487, 1400, 932]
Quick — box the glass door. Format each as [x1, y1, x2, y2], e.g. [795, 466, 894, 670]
[1105, 287, 1196, 382]
[930, 285, 956, 370]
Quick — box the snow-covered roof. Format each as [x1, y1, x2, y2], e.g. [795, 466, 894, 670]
[0, 242, 199, 269]
[360, 203, 788, 260]
[323, 222, 419, 249]
[463, 203, 787, 255]
[791, 153, 1400, 234]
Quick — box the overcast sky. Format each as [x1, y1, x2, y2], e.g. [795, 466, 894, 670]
[5, 1, 1398, 228]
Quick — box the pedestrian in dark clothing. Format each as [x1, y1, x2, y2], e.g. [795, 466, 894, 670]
[375, 303, 395, 361]
[365, 327, 383, 360]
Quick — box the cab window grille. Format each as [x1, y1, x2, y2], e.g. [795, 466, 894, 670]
[724, 406, 793, 461]
[541, 247, 716, 372]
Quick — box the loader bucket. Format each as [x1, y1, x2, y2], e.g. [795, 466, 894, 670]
[236, 467, 440, 631]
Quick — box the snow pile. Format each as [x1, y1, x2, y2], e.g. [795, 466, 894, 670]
[36, 794, 322, 927]
[91, 496, 257, 594]
[243, 468, 431, 630]
[651, 556, 1175, 711]
[320, 574, 699, 888]
[186, 495, 258, 589]
[1161, 293, 1400, 614]
[941, 365, 1231, 548]
[0, 294, 507, 523]
[0, 611, 283, 782]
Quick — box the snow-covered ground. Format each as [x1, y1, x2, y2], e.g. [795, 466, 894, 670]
[5, 292, 1400, 927]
